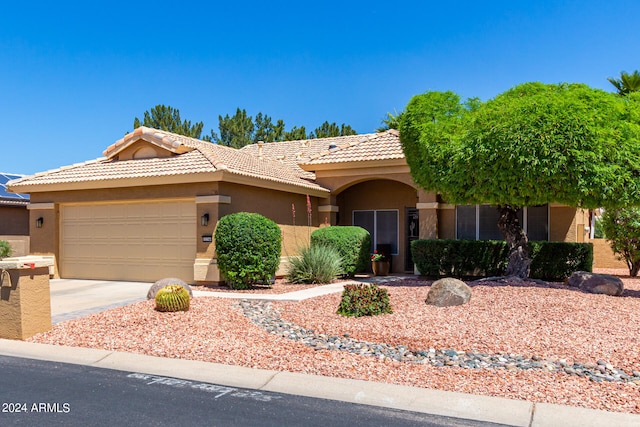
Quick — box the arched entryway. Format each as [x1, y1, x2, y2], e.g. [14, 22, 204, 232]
[336, 179, 418, 273]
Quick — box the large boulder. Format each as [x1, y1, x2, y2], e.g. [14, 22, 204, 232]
[567, 271, 624, 296]
[425, 278, 472, 307]
[147, 277, 193, 299]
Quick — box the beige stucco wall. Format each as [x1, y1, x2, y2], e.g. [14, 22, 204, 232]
[315, 169, 416, 196]
[591, 238, 628, 269]
[0, 205, 29, 235]
[0, 235, 29, 257]
[0, 266, 52, 339]
[218, 182, 320, 254]
[549, 206, 582, 242]
[29, 181, 324, 283]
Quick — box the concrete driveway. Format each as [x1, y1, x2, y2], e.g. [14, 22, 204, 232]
[50, 279, 151, 324]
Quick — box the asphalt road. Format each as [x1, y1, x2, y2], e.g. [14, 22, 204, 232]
[0, 355, 510, 427]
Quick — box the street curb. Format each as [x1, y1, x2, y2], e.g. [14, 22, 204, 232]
[2, 339, 640, 426]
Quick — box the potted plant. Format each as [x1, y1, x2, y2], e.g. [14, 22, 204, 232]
[370, 250, 390, 276]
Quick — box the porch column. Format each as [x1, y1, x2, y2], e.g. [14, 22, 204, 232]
[27, 202, 57, 277]
[416, 189, 438, 239]
[416, 202, 438, 239]
[318, 205, 339, 227]
[318, 196, 338, 227]
[194, 195, 231, 283]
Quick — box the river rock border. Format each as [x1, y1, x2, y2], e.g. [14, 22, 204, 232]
[238, 299, 640, 384]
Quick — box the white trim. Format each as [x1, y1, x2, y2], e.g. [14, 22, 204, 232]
[27, 202, 55, 210]
[318, 205, 339, 213]
[195, 195, 231, 204]
[438, 203, 456, 210]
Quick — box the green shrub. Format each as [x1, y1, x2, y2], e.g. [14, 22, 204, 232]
[600, 207, 640, 276]
[311, 226, 371, 277]
[411, 239, 592, 281]
[286, 245, 342, 284]
[215, 212, 282, 289]
[411, 239, 508, 278]
[528, 241, 593, 280]
[0, 240, 11, 259]
[337, 284, 393, 317]
[155, 285, 190, 312]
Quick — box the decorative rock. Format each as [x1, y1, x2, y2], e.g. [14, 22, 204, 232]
[425, 278, 472, 307]
[567, 271, 623, 296]
[237, 299, 638, 384]
[147, 277, 193, 299]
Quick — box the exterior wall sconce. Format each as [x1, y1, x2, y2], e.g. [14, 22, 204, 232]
[36, 217, 44, 228]
[201, 213, 209, 227]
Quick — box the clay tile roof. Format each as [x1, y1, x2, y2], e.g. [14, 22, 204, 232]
[7, 151, 213, 186]
[8, 127, 329, 193]
[104, 126, 194, 157]
[301, 129, 404, 165]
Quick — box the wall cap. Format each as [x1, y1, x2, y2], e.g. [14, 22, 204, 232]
[416, 202, 438, 209]
[318, 205, 339, 213]
[27, 202, 55, 210]
[195, 195, 231, 204]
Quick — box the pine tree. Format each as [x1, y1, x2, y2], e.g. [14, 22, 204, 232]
[133, 105, 204, 139]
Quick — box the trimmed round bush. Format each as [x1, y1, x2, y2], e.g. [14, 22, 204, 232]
[286, 244, 342, 284]
[215, 212, 282, 289]
[311, 226, 371, 277]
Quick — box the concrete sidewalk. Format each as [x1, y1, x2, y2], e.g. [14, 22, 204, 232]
[49, 278, 348, 323]
[36, 278, 640, 426]
[50, 279, 151, 323]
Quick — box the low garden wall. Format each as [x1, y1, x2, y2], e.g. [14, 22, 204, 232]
[590, 238, 627, 269]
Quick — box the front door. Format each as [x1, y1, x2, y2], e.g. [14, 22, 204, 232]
[405, 208, 419, 271]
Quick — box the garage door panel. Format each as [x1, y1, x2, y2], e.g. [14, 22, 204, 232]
[61, 201, 196, 283]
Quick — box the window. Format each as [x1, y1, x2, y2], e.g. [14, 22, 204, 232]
[456, 205, 548, 241]
[353, 210, 399, 254]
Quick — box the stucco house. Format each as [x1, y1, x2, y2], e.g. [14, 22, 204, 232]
[0, 172, 30, 256]
[7, 126, 593, 283]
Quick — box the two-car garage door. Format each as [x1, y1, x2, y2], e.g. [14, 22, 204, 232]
[60, 200, 196, 283]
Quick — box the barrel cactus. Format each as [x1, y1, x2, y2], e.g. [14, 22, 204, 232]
[154, 285, 190, 312]
[147, 277, 193, 299]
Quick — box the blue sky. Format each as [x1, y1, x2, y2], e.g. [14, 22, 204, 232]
[1, 1, 639, 175]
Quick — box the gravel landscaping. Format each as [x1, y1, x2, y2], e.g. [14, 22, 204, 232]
[28, 268, 640, 415]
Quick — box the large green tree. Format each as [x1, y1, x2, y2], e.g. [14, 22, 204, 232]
[133, 105, 204, 139]
[600, 207, 640, 276]
[208, 108, 255, 148]
[400, 83, 640, 278]
[208, 109, 357, 147]
[608, 70, 640, 96]
[310, 121, 357, 138]
[254, 112, 285, 143]
[282, 126, 308, 141]
[134, 105, 358, 148]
